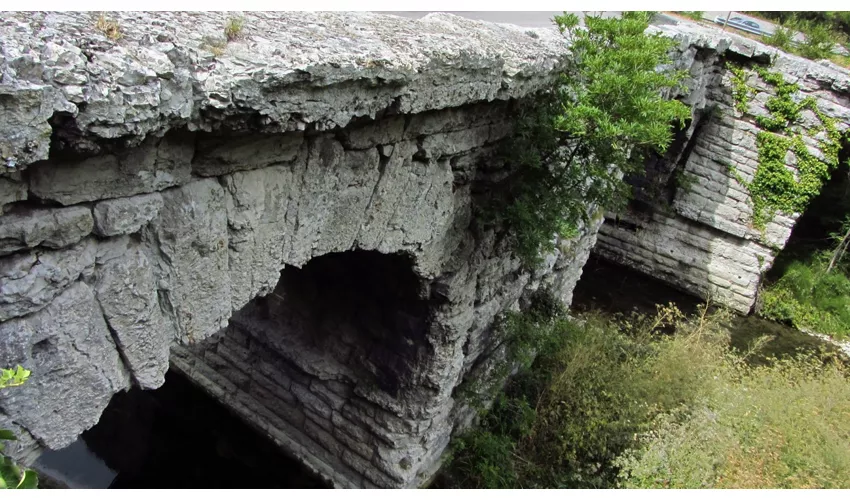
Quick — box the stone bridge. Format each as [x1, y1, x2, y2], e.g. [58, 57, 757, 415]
[0, 11, 848, 489]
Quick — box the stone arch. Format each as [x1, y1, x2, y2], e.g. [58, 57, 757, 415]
[235, 249, 433, 397]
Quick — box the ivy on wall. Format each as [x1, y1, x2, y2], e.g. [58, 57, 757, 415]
[727, 63, 845, 230]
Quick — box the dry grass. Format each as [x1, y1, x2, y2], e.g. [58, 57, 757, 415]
[94, 13, 121, 40]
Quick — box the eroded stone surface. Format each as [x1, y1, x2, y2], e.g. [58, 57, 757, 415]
[1, 11, 846, 490]
[0, 11, 567, 169]
[0, 282, 130, 450]
[93, 192, 163, 237]
[0, 206, 93, 255]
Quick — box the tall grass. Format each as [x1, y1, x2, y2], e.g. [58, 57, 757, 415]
[759, 251, 850, 340]
[442, 303, 850, 488]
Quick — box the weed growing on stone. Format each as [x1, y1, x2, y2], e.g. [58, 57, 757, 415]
[94, 13, 121, 40]
[728, 65, 845, 230]
[224, 16, 245, 42]
[727, 63, 752, 115]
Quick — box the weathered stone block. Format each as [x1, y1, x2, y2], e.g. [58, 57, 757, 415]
[0, 238, 96, 321]
[0, 282, 130, 449]
[150, 178, 230, 343]
[0, 206, 93, 255]
[0, 177, 27, 211]
[193, 132, 304, 176]
[94, 240, 171, 389]
[28, 132, 194, 205]
[92, 192, 163, 237]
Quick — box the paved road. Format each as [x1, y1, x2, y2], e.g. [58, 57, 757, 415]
[380, 11, 621, 29]
[382, 11, 846, 55]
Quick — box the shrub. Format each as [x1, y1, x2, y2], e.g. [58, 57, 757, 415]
[445, 303, 850, 489]
[793, 17, 837, 59]
[490, 12, 690, 266]
[759, 252, 850, 339]
[677, 12, 703, 22]
[763, 23, 795, 52]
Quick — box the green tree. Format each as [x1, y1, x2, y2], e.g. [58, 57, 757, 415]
[1, 366, 38, 490]
[493, 12, 691, 265]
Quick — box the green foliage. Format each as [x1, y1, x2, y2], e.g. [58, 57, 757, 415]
[445, 304, 850, 489]
[676, 12, 703, 21]
[728, 66, 844, 229]
[224, 16, 245, 41]
[763, 22, 795, 52]
[491, 12, 690, 266]
[727, 63, 752, 114]
[793, 17, 839, 60]
[0, 367, 37, 490]
[759, 252, 850, 339]
[0, 366, 30, 389]
[446, 304, 733, 488]
[617, 350, 850, 488]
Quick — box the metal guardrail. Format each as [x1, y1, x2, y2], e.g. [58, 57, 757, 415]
[713, 16, 765, 36]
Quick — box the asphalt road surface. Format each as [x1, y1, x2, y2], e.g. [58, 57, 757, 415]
[380, 11, 620, 29]
[381, 11, 784, 38]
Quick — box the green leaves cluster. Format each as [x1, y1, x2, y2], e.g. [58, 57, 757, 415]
[0, 366, 31, 389]
[727, 63, 752, 114]
[493, 12, 690, 266]
[1, 366, 37, 490]
[728, 65, 845, 229]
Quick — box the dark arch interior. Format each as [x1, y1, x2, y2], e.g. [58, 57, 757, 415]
[240, 250, 432, 396]
[767, 139, 850, 279]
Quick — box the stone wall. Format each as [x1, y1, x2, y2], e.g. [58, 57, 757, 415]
[596, 21, 850, 313]
[0, 11, 603, 488]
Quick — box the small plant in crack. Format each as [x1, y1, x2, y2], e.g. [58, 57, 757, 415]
[94, 13, 122, 40]
[224, 16, 245, 42]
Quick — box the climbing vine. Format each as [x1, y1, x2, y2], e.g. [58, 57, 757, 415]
[727, 63, 752, 114]
[728, 63, 845, 230]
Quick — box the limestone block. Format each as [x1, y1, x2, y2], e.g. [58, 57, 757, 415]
[0, 84, 54, 169]
[0, 238, 96, 321]
[0, 206, 93, 255]
[343, 116, 405, 149]
[28, 132, 193, 205]
[0, 177, 27, 210]
[193, 132, 304, 176]
[418, 124, 492, 159]
[223, 164, 294, 312]
[0, 282, 130, 450]
[150, 178, 230, 343]
[92, 192, 163, 237]
[93, 239, 171, 389]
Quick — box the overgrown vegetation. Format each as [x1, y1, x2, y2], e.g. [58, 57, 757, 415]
[727, 64, 844, 230]
[443, 304, 850, 488]
[759, 228, 850, 339]
[488, 12, 690, 266]
[1, 366, 37, 489]
[751, 12, 850, 66]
